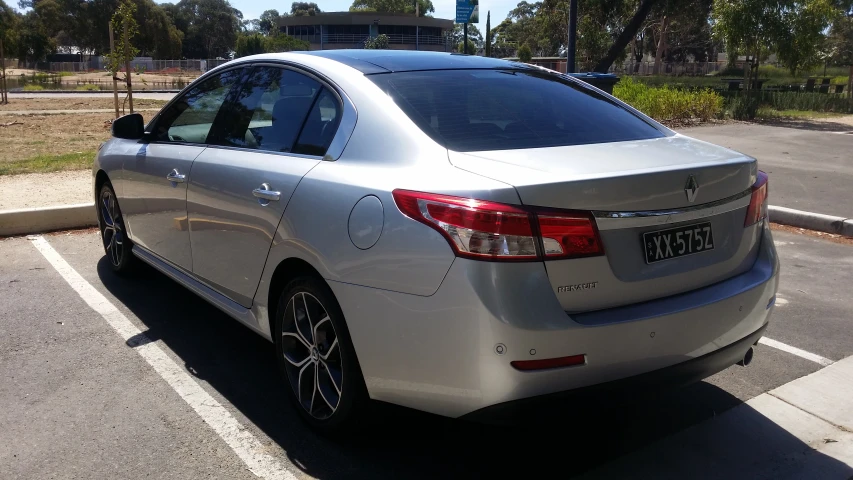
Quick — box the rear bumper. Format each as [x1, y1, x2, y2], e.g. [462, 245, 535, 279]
[331, 223, 779, 418]
[461, 322, 766, 424]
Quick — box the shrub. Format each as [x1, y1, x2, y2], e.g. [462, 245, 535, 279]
[364, 34, 390, 50]
[613, 77, 724, 123]
[76, 84, 101, 91]
[722, 91, 853, 116]
[725, 95, 760, 120]
[22, 84, 45, 91]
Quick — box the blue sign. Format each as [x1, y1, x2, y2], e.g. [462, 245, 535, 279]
[456, 0, 478, 23]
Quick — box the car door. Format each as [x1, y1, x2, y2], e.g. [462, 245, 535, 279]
[186, 64, 343, 307]
[122, 67, 244, 272]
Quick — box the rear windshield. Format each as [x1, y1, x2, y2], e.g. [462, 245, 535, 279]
[368, 69, 666, 152]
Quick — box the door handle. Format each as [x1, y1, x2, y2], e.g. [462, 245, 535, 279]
[252, 183, 281, 202]
[167, 169, 186, 183]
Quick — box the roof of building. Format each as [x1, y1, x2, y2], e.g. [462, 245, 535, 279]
[295, 50, 532, 74]
[278, 12, 453, 29]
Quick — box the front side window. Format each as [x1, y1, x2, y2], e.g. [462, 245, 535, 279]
[152, 68, 243, 144]
[368, 69, 667, 152]
[212, 66, 341, 156]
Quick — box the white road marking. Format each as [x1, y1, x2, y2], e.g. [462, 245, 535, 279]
[759, 337, 834, 366]
[29, 236, 297, 480]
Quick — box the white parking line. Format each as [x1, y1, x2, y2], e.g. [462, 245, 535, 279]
[29, 236, 297, 480]
[759, 337, 835, 366]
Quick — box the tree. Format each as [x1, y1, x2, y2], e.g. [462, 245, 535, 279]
[364, 33, 390, 48]
[105, 0, 139, 114]
[485, 10, 491, 57]
[168, 0, 243, 58]
[234, 32, 266, 56]
[290, 2, 322, 16]
[518, 42, 532, 62]
[258, 9, 280, 35]
[451, 22, 483, 52]
[234, 31, 308, 56]
[349, 0, 435, 16]
[266, 31, 310, 51]
[0, 0, 17, 104]
[593, 0, 662, 72]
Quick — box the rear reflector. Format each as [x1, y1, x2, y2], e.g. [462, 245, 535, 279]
[744, 171, 769, 227]
[392, 189, 604, 262]
[511, 354, 587, 371]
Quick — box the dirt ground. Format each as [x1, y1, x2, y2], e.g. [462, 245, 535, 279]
[0, 111, 156, 163]
[0, 97, 167, 112]
[0, 170, 91, 210]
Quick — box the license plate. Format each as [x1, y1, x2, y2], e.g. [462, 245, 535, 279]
[643, 222, 714, 264]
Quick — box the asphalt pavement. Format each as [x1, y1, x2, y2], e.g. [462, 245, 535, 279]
[681, 123, 853, 218]
[1, 228, 852, 479]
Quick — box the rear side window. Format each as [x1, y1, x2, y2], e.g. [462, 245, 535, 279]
[368, 69, 666, 152]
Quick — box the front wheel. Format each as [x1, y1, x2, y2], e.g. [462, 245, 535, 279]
[97, 183, 136, 274]
[274, 277, 369, 433]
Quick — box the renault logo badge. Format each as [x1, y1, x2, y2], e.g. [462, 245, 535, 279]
[685, 175, 699, 203]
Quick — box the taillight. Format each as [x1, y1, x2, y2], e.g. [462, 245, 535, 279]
[744, 171, 769, 227]
[392, 189, 604, 262]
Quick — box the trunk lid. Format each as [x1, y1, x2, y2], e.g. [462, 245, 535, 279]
[449, 135, 762, 313]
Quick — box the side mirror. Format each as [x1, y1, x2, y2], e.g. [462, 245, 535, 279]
[112, 113, 145, 140]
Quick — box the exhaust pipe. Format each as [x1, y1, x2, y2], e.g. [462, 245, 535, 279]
[738, 346, 754, 367]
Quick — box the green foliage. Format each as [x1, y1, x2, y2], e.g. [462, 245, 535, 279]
[235, 32, 309, 57]
[290, 2, 322, 16]
[725, 94, 760, 119]
[722, 90, 853, 119]
[349, 0, 435, 16]
[76, 84, 102, 91]
[167, 0, 243, 58]
[518, 43, 532, 62]
[613, 76, 724, 122]
[22, 84, 45, 91]
[364, 34, 390, 49]
[258, 9, 280, 35]
[485, 11, 492, 57]
[827, 16, 853, 66]
[451, 23, 483, 52]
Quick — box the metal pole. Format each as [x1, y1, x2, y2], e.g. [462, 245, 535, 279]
[567, 0, 578, 73]
[464, 22, 468, 54]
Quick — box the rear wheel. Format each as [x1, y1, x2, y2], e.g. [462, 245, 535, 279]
[97, 183, 136, 274]
[274, 277, 368, 433]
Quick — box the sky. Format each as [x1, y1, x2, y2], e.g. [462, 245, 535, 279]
[218, 0, 518, 27]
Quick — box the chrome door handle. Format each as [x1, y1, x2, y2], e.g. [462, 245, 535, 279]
[166, 169, 186, 183]
[252, 183, 281, 202]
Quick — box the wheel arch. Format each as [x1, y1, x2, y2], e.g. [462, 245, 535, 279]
[94, 169, 110, 202]
[266, 257, 327, 338]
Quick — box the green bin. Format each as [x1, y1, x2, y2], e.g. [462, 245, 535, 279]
[568, 72, 620, 95]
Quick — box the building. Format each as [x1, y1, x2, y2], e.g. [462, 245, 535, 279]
[278, 12, 454, 52]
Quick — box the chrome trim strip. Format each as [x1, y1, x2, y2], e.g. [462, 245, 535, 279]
[593, 188, 753, 230]
[132, 245, 267, 337]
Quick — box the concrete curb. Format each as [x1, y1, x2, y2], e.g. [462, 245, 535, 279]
[769, 206, 853, 237]
[0, 203, 96, 237]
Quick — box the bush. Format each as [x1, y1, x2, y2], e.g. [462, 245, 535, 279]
[725, 95, 760, 120]
[22, 84, 45, 91]
[613, 77, 723, 123]
[76, 84, 101, 91]
[364, 34, 390, 50]
[722, 91, 853, 117]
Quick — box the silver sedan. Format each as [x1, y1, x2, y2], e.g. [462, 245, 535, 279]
[93, 50, 778, 431]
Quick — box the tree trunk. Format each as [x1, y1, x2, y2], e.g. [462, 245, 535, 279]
[653, 16, 668, 75]
[123, 21, 133, 114]
[593, 0, 662, 73]
[109, 23, 119, 118]
[1, 37, 7, 105]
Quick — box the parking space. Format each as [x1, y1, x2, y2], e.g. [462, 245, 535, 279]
[1, 227, 852, 479]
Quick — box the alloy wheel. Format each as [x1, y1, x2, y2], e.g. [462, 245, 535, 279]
[100, 188, 124, 268]
[281, 292, 343, 420]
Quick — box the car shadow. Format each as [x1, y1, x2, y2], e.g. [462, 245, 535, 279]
[755, 118, 853, 133]
[97, 257, 851, 479]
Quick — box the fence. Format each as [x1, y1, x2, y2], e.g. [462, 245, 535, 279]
[612, 61, 729, 76]
[40, 58, 231, 74]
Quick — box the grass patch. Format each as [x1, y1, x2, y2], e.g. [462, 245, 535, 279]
[0, 151, 95, 175]
[614, 77, 723, 123]
[58, 71, 75, 77]
[723, 91, 853, 119]
[22, 84, 45, 91]
[75, 84, 101, 91]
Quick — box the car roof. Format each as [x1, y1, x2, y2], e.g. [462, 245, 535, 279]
[291, 50, 533, 74]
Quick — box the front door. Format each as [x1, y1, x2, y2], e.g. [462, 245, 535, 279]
[122, 67, 243, 271]
[187, 65, 344, 307]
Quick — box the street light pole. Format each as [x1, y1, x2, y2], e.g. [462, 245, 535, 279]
[567, 0, 578, 73]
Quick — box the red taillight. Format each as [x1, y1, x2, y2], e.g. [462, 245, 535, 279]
[511, 354, 586, 371]
[392, 189, 604, 262]
[744, 171, 769, 227]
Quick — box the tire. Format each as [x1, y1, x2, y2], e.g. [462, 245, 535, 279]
[97, 182, 136, 274]
[274, 277, 369, 433]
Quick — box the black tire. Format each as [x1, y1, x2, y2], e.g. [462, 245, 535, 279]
[274, 276, 369, 433]
[97, 182, 136, 274]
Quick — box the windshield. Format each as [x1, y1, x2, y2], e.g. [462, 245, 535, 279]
[368, 69, 667, 152]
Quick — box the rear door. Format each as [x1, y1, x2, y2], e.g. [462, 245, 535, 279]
[186, 64, 343, 307]
[122, 67, 244, 271]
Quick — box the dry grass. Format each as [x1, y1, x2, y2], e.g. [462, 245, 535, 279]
[0, 97, 167, 112]
[770, 223, 853, 245]
[0, 111, 157, 174]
